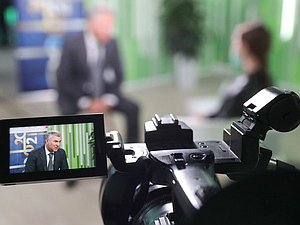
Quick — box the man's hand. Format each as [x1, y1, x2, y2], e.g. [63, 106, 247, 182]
[86, 98, 112, 113]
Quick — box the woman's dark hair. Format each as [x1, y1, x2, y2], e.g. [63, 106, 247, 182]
[241, 22, 271, 68]
[234, 21, 272, 85]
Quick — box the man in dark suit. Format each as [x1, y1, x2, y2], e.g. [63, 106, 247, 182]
[56, 4, 139, 142]
[25, 131, 69, 172]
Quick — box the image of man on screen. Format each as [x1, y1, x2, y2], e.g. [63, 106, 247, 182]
[25, 131, 69, 172]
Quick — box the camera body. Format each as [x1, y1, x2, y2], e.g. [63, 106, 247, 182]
[0, 86, 299, 225]
[102, 86, 300, 225]
[104, 115, 222, 225]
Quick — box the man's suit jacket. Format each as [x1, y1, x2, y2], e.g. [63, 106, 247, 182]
[56, 32, 124, 115]
[25, 145, 69, 172]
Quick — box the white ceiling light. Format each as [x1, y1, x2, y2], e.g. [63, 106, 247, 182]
[280, 0, 297, 41]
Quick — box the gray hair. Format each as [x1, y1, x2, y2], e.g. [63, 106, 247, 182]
[85, 2, 115, 20]
[46, 130, 61, 141]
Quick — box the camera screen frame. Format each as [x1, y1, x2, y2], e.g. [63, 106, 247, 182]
[0, 114, 107, 185]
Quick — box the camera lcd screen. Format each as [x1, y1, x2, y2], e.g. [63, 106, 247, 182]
[0, 114, 107, 184]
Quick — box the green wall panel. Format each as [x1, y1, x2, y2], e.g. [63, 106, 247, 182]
[201, 0, 300, 86]
[50, 123, 95, 169]
[84, 0, 300, 86]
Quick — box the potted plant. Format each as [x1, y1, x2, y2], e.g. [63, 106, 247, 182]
[161, 0, 204, 91]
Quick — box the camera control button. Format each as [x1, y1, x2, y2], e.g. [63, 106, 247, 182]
[190, 153, 207, 161]
[172, 153, 186, 169]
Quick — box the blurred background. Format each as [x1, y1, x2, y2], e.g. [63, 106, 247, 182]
[0, 0, 300, 225]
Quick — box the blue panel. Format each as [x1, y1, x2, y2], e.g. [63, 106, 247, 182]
[14, 0, 42, 21]
[18, 58, 49, 91]
[10, 131, 46, 174]
[16, 32, 47, 47]
[14, 0, 84, 21]
[14, 0, 84, 92]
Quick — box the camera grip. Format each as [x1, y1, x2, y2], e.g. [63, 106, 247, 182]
[150, 149, 221, 222]
[171, 154, 221, 220]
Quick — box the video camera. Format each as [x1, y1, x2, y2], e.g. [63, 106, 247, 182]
[1, 86, 300, 225]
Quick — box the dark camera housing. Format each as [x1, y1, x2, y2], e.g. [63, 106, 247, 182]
[0, 114, 107, 185]
[102, 87, 300, 225]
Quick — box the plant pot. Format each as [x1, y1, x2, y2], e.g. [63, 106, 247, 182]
[173, 53, 198, 91]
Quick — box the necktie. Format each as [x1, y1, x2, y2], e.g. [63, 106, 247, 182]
[91, 44, 105, 97]
[48, 153, 54, 171]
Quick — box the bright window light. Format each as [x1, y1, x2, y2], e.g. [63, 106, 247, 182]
[280, 0, 297, 41]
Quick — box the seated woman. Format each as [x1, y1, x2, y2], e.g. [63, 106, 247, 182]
[207, 21, 272, 118]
